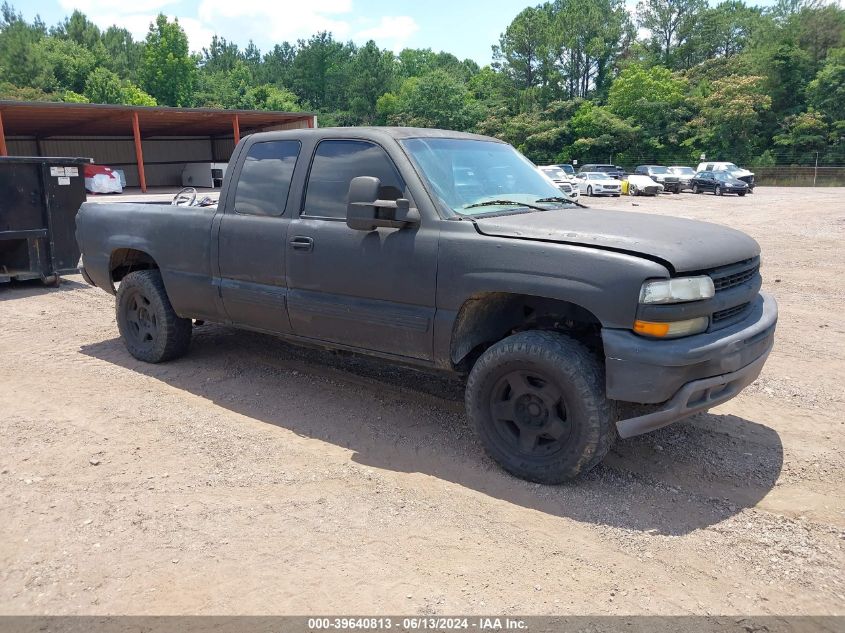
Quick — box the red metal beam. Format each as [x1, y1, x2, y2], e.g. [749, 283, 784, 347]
[132, 111, 147, 192]
[0, 110, 7, 156]
[232, 113, 240, 145]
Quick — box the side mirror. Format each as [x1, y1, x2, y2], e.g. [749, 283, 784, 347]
[346, 176, 420, 231]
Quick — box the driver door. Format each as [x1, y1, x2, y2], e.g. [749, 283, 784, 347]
[285, 139, 439, 360]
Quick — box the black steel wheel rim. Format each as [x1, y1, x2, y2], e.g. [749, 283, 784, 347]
[489, 370, 571, 456]
[125, 289, 158, 348]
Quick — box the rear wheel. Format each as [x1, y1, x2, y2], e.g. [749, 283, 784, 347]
[466, 331, 616, 483]
[116, 270, 192, 363]
[628, 185, 638, 196]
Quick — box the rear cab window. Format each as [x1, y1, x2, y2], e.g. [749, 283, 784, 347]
[234, 140, 301, 216]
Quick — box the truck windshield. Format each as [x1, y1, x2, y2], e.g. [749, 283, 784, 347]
[401, 138, 569, 216]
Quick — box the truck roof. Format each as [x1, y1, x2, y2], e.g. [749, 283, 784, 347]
[249, 126, 501, 144]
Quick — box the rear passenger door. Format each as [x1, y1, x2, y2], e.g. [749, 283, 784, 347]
[216, 139, 301, 333]
[285, 139, 438, 360]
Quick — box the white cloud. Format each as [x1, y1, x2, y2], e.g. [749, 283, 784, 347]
[54, 1, 420, 55]
[355, 15, 419, 52]
[197, 0, 355, 43]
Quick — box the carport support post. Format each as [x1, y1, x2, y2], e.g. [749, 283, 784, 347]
[0, 110, 7, 156]
[132, 111, 147, 192]
[232, 114, 240, 146]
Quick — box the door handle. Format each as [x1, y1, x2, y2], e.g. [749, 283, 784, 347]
[290, 236, 314, 252]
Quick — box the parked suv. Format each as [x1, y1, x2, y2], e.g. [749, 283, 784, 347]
[578, 164, 625, 180]
[634, 165, 681, 193]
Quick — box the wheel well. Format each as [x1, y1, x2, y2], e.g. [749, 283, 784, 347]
[450, 292, 602, 371]
[110, 248, 159, 285]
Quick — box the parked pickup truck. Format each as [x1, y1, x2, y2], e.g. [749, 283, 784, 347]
[76, 127, 777, 483]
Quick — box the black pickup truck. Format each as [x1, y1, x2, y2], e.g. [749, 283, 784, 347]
[76, 127, 777, 483]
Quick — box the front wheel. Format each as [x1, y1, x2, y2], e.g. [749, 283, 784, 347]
[693, 184, 700, 194]
[116, 269, 192, 363]
[715, 185, 723, 196]
[739, 191, 746, 196]
[465, 331, 616, 483]
[586, 186, 593, 197]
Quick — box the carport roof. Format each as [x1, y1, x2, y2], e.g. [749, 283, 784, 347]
[0, 101, 315, 137]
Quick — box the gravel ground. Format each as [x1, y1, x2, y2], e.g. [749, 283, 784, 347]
[0, 186, 843, 615]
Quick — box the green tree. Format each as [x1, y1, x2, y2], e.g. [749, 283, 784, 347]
[84, 67, 124, 104]
[347, 40, 395, 123]
[773, 110, 829, 162]
[193, 60, 254, 109]
[260, 42, 296, 86]
[685, 74, 771, 162]
[84, 67, 155, 105]
[607, 64, 686, 120]
[248, 84, 300, 111]
[39, 37, 97, 93]
[201, 35, 242, 74]
[637, 0, 707, 67]
[289, 32, 353, 111]
[51, 10, 102, 51]
[378, 70, 484, 131]
[139, 14, 196, 106]
[568, 101, 640, 163]
[102, 26, 143, 80]
[806, 49, 845, 122]
[493, 6, 550, 90]
[680, 1, 763, 67]
[0, 4, 53, 90]
[546, 0, 635, 100]
[607, 64, 689, 155]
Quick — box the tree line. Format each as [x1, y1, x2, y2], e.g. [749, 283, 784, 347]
[0, 0, 843, 167]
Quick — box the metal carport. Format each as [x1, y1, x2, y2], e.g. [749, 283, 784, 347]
[0, 101, 315, 192]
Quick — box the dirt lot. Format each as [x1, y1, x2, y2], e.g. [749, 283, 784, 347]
[1, 187, 843, 615]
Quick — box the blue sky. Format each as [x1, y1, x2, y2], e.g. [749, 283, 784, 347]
[20, 0, 791, 65]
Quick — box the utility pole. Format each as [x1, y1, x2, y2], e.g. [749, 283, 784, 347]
[814, 151, 819, 187]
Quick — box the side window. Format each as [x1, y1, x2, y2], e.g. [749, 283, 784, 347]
[234, 140, 301, 216]
[303, 140, 405, 219]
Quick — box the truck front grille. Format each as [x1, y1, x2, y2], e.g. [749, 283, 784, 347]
[708, 259, 760, 292]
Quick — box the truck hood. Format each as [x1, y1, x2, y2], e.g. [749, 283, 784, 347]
[473, 208, 760, 273]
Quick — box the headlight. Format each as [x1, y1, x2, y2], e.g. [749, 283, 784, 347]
[639, 276, 715, 304]
[634, 317, 709, 338]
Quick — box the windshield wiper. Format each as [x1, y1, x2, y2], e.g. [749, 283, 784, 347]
[535, 196, 589, 209]
[463, 199, 549, 212]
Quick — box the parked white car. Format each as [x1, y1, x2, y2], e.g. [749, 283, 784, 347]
[696, 161, 755, 191]
[538, 165, 580, 201]
[575, 172, 622, 197]
[626, 174, 664, 196]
